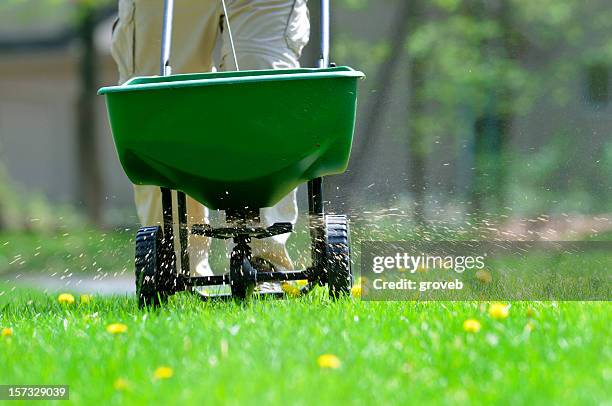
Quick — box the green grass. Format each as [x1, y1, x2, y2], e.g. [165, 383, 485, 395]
[1, 224, 610, 404]
[363, 245, 612, 301]
[1, 287, 610, 405]
[1, 221, 609, 276]
[0, 229, 133, 276]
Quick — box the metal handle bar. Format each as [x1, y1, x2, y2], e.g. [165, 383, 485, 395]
[160, 0, 174, 76]
[319, 0, 330, 68]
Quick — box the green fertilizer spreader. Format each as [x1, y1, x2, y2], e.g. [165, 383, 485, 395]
[99, 0, 364, 305]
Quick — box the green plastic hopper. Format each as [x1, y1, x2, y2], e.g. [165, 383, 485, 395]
[99, 66, 364, 209]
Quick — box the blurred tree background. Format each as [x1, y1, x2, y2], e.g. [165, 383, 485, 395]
[0, 0, 611, 231]
[337, 0, 612, 224]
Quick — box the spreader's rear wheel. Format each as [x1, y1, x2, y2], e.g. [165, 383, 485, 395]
[325, 215, 352, 298]
[135, 226, 176, 307]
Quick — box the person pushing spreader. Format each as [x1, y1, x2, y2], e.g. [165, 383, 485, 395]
[99, 0, 364, 305]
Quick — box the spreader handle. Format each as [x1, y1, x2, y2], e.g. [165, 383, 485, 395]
[160, 0, 174, 76]
[319, 0, 330, 68]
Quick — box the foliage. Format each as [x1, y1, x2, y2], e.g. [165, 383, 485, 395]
[336, 0, 612, 215]
[0, 157, 87, 231]
[0, 0, 113, 30]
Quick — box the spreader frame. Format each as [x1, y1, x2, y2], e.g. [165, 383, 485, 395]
[157, 178, 328, 298]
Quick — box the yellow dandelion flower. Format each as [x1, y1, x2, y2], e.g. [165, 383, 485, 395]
[463, 319, 481, 333]
[488, 303, 510, 320]
[351, 285, 362, 298]
[317, 354, 341, 369]
[1, 327, 13, 337]
[416, 264, 428, 273]
[80, 294, 93, 304]
[296, 280, 308, 288]
[281, 282, 300, 297]
[113, 378, 129, 391]
[524, 321, 535, 333]
[526, 307, 536, 318]
[153, 366, 174, 380]
[106, 323, 128, 334]
[58, 293, 75, 305]
[475, 269, 492, 283]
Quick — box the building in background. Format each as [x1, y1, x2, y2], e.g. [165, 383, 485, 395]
[0, 3, 131, 225]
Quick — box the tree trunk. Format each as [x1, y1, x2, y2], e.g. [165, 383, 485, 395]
[76, 7, 103, 225]
[407, 0, 427, 225]
[470, 0, 514, 215]
[407, 67, 426, 224]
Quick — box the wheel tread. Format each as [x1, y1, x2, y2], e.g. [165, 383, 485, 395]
[325, 215, 352, 298]
[134, 226, 173, 307]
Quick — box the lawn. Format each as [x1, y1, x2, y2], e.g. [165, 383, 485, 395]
[0, 229, 133, 277]
[1, 287, 610, 405]
[0, 224, 610, 404]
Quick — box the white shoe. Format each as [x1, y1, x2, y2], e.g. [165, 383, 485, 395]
[195, 259, 214, 277]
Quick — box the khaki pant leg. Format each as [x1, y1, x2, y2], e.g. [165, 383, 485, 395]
[220, 0, 310, 270]
[111, 0, 222, 276]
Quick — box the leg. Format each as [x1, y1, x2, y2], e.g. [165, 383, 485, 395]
[220, 0, 310, 270]
[133, 186, 214, 276]
[111, 0, 222, 276]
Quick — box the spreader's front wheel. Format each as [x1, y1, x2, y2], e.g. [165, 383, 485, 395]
[135, 226, 176, 307]
[325, 215, 352, 298]
[229, 241, 257, 300]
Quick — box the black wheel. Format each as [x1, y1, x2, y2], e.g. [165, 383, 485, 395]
[325, 215, 352, 298]
[135, 226, 177, 307]
[229, 245, 256, 300]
